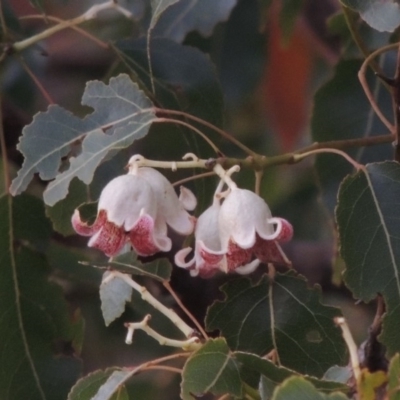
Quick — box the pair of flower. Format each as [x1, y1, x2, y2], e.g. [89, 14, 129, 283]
[174, 173, 293, 278]
[72, 157, 292, 277]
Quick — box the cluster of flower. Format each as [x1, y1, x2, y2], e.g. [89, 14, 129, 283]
[72, 158, 293, 278]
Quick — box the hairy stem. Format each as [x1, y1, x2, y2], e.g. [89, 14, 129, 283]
[125, 315, 201, 350]
[335, 317, 361, 387]
[111, 271, 196, 338]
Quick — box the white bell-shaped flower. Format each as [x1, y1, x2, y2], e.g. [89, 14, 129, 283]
[175, 196, 224, 278]
[72, 159, 197, 258]
[72, 174, 172, 257]
[175, 181, 292, 278]
[219, 187, 293, 272]
[135, 167, 196, 235]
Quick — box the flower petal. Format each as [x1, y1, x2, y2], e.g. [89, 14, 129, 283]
[71, 209, 107, 236]
[129, 213, 171, 256]
[235, 259, 260, 275]
[136, 167, 195, 235]
[219, 189, 271, 249]
[226, 241, 253, 272]
[88, 219, 127, 257]
[253, 236, 291, 266]
[258, 217, 294, 242]
[98, 174, 157, 230]
[179, 186, 197, 211]
[175, 247, 196, 269]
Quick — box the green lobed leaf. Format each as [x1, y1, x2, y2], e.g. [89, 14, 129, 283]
[153, 0, 238, 42]
[0, 194, 82, 400]
[388, 354, 400, 400]
[68, 368, 129, 400]
[10, 74, 156, 206]
[340, 0, 400, 32]
[312, 59, 392, 213]
[206, 273, 346, 377]
[235, 352, 349, 398]
[271, 376, 349, 400]
[181, 338, 243, 399]
[336, 161, 400, 355]
[88, 251, 173, 282]
[100, 271, 133, 326]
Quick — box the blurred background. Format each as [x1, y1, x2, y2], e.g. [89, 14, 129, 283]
[1, 0, 378, 398]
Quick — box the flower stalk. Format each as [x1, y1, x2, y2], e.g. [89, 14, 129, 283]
[112, 271, 196, 339]
[124, 315, 201, 351]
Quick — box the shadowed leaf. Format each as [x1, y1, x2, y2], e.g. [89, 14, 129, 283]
[206, 273, 346, 377]
[312, 59, 392, 214]
[181, 338, 243, 399]
[336, 161, 400, 355]
[271, 376, 349, 400]
[0, 194, 82, 400]
[235, 353, 349, 398]
[153, 0, 237, 42]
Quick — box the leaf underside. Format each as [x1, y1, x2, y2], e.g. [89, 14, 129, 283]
[10, 74, 155, 206]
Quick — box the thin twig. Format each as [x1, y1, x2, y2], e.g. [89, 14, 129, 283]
[19, 14, 109, 49]
[163, 281, 209, 340]
[0, 1, 7, 38]
[335, 317, 361, 386]
[155, 108, 258, 157]
[254, 170, 263, 195]
[146, 29, 156, 95]
[358, 43, 398, 133]
[154, 117, 222, 155]
[0, 96, 10, 191]
[341, 5, 387, 81]
[143, 365, 183, 374]
[293, 148, 363, 171]
[125, 315, 201, 350]
[16, 55, 54, 104]
[110, 271, 196, 338]
[393, 43, 400, 161]
[172, 171, 216, 187]
[12, 0, 131, 53]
